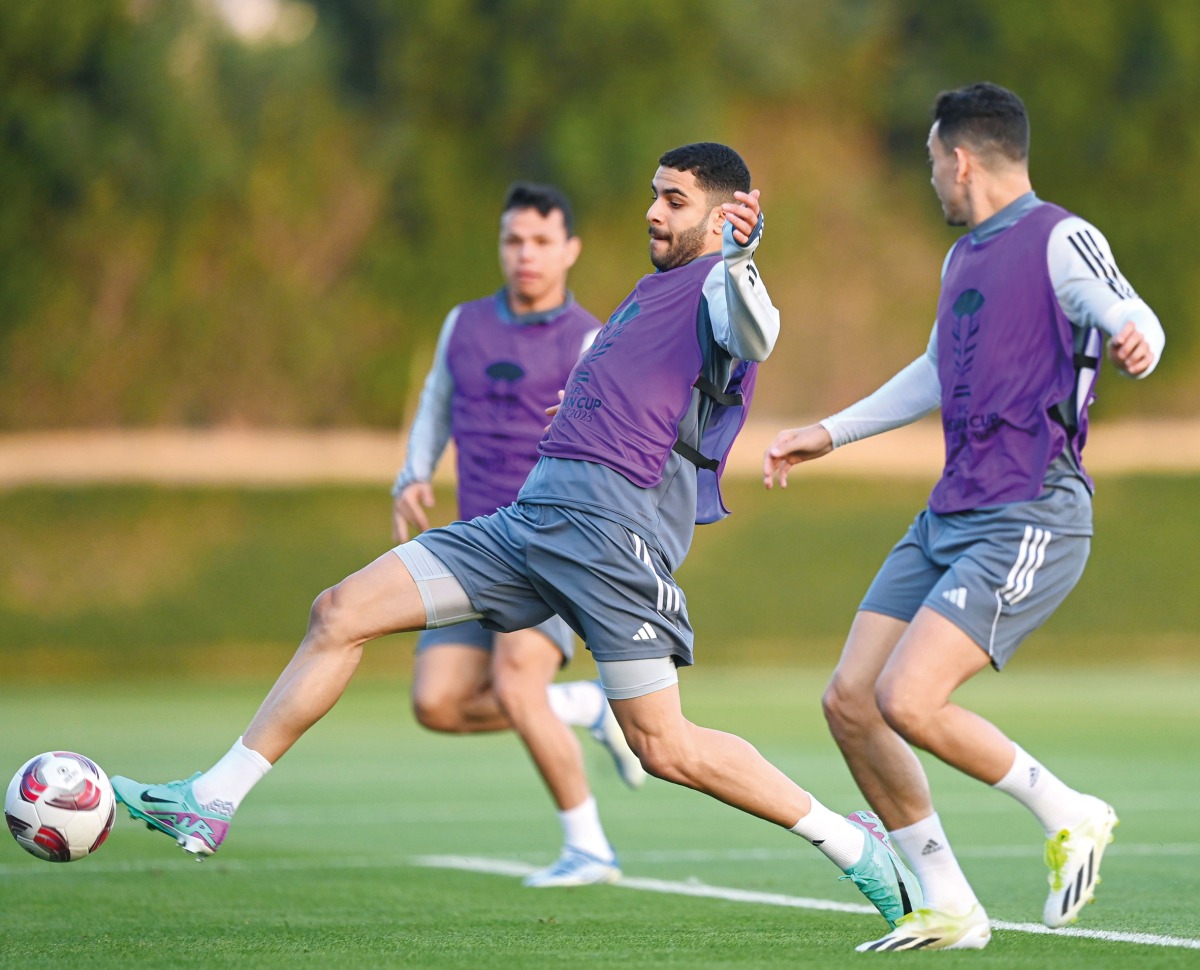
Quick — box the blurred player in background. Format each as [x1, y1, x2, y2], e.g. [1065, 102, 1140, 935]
[765, 82, 1165, 951]
[390, 181, 643, 888]
[113, 143, 924, 939]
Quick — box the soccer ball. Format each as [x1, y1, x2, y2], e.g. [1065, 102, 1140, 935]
[5, 752, 116, 862]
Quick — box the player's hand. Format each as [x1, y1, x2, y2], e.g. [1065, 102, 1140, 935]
[722, 189, 761, 245]
[392, 481, 435, 543]
[1107, 320, 1155, 377]
[544, 389, 565, 431]
[763, 424, 834, 489]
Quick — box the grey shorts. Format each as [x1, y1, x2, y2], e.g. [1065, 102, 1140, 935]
[416, 615, 576, 663]
[411, 502, 694, 666]
[860, 490, 1091, 669]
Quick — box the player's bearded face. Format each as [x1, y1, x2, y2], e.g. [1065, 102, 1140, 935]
[649, 216, 710, 271]
[647, 166, 721, 271]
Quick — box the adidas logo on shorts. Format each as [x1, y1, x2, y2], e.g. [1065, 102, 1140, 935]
[632, 622, 657, 641]
[941, 587, 968, 609]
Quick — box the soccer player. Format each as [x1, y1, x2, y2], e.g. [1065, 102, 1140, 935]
[113, 143, 921, 934]
[764, 83, 1165, 951]
[391, 181, 644, 888]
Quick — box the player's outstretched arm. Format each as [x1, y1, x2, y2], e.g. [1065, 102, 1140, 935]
[392, 482, 436, 544]
[763, 423, 834, 489]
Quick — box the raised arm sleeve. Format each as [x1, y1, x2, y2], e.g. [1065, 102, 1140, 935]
[1048, 217, 1165, 377]
[391, 307, 460, 496]
[705, 217, 780, 362]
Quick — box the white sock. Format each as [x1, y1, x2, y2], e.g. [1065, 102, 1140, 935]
[558, 796, 613, 861]
[890, 813, 980, 916]
[192, 737, 272, 816]
[992, 743, 1091, 836]
[547, 680, 606, 729]
[789, 798, 866, 870]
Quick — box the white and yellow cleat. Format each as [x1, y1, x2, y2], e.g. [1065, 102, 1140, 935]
[1044, 798, 1118, 928]
[855, 905, 991, 952]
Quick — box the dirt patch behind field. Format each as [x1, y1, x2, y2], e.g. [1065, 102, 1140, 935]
[0, 419, 1197, 488]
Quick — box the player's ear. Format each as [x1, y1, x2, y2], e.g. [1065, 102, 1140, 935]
[953, 146, 972, 183]
[564, 235, 582, 269]
[708, 203, 727, 236]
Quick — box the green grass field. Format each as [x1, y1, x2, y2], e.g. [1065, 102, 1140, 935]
[2, 672, 1198, 967]
[1, 477, 1198, 966]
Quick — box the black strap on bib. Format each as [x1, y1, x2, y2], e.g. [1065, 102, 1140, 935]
[1050, 351, 1102, 433]
[672, 376, 743, 471]
[692, 374, 743, 408]
[671, 438, 719, 471]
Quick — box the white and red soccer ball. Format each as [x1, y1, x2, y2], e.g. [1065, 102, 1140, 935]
[5, 751, 116, 862]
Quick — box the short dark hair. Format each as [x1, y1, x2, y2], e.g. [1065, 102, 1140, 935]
[932, 82, 1029, 164]
[502, 181, 575, 237]
[658, 142, 751, 202]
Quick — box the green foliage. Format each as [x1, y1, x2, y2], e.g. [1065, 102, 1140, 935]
[0, 1, 404, 428]
[0, 0, 1195, 428]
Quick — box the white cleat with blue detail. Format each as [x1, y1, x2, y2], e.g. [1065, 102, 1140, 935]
[522, 846, 621, 888]
[589, 699, 647, 790]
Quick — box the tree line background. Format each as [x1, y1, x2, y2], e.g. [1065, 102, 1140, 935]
[2, 0, 1195, 431]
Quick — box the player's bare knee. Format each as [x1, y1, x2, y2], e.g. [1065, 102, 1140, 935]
[306, 584, 361, 651]
[624, 732, 692, 786]
[822, 676, 877, 736]
[492, 676, 544, 728]
[875, 681, 928, 744]
[411, 690, 465, 733]
[491, 652, 548, 710]
[628, 745, 679, 784]
[821, 678, 850, 730]
[305, 587, 339, 639]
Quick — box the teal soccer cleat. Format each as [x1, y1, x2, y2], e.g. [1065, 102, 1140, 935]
[840, 810, 924, 928]
[111, 772, 231, 858]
